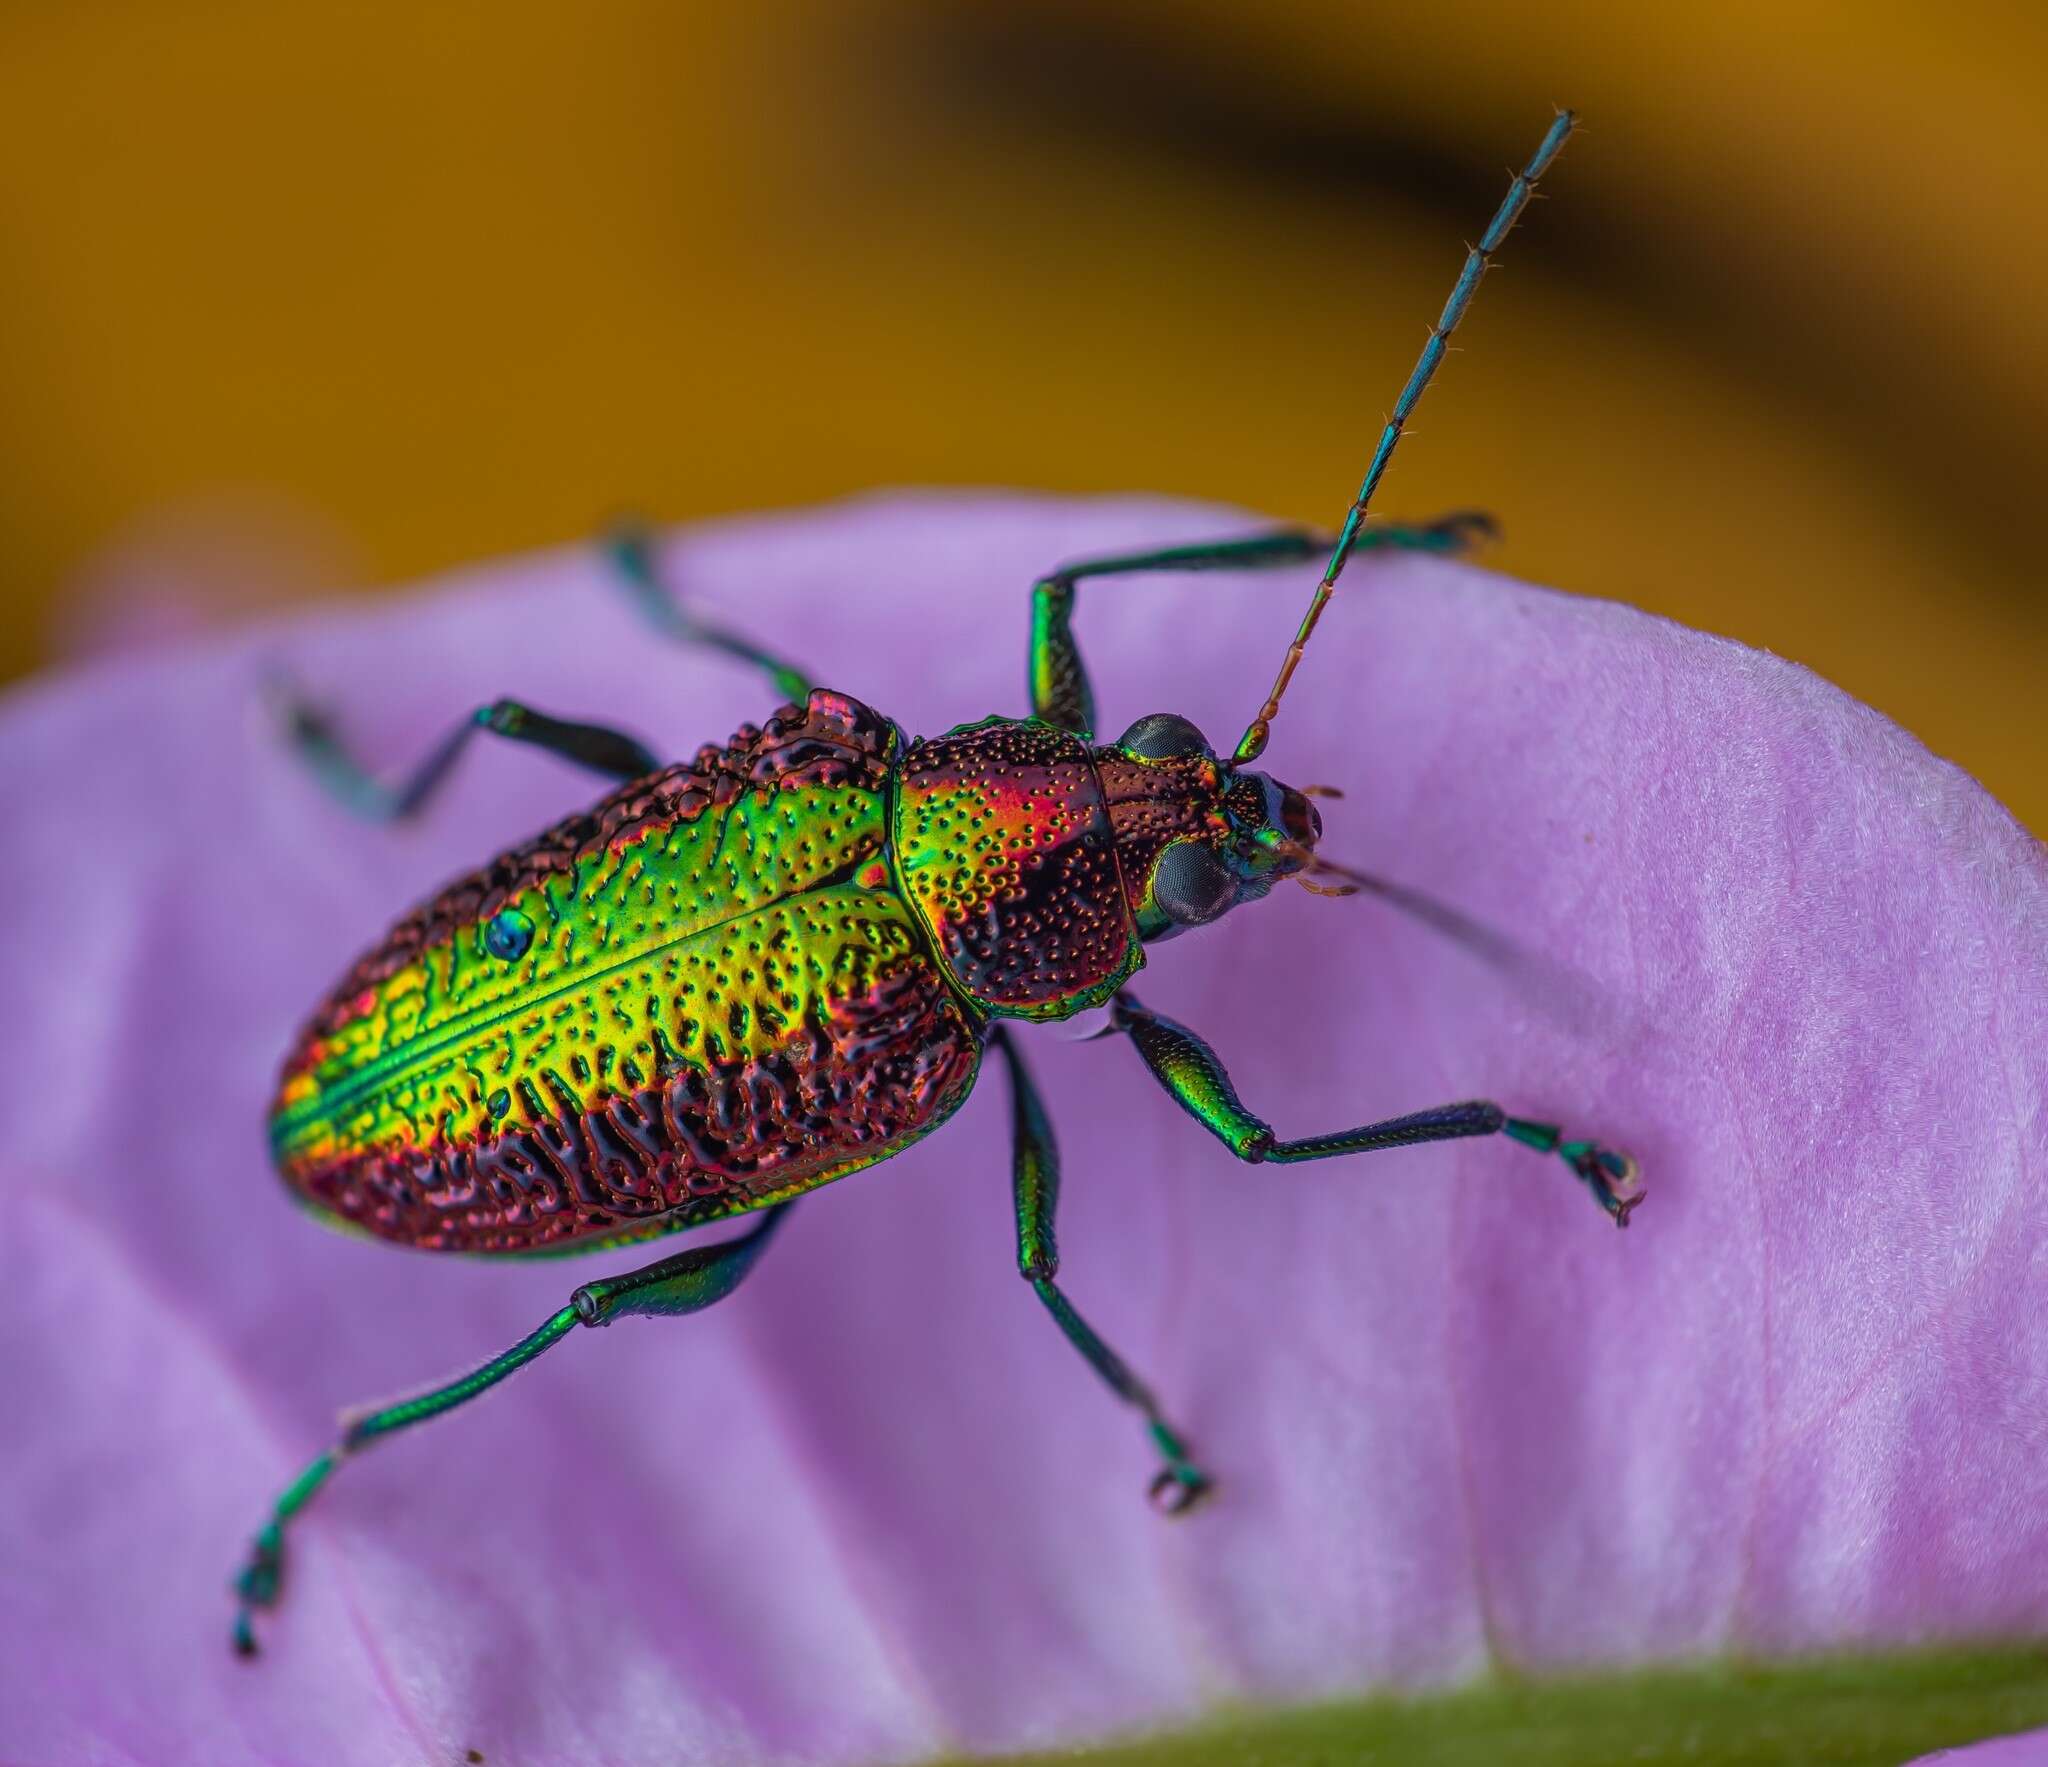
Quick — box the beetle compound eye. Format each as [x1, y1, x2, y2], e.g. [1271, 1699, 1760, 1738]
[482, 907, 535, 962]
[1152, 841, 1237, 926]
[1117, 713, 1210, 760]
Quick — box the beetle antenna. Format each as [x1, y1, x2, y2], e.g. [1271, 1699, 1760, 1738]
[1232, 109, 1576, 766]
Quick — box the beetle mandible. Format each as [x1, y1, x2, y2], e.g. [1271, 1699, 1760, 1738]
[233, 108, 1642, 1656]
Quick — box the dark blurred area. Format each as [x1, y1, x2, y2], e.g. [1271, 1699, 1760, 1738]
[2, 1, 2042, 827]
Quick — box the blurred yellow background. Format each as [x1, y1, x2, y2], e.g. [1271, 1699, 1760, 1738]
[2, 1, 2042, 828]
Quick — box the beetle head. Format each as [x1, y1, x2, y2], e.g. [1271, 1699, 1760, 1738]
[1096, 712, 1323, 942]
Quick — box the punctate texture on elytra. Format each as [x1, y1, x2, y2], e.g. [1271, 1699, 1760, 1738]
[0, 494, 2041, 1765]
[270, 689, 986, 1254]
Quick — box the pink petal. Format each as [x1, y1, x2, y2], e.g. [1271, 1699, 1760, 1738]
[1914, 1731, 2048, 1764]
[1, 494, 2040, 1765]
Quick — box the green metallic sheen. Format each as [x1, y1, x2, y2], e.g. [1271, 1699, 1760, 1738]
[269, 693, 989, 1255]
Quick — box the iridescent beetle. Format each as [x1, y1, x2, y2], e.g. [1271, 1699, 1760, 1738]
[235, 110, 1641, 1655]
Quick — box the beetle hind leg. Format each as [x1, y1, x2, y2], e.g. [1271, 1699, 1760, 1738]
[229, 1205, 790, 1657]
[993, 1025, 1213, 1515]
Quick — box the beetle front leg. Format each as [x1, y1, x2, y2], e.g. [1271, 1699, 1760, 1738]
[1027, 515, 1494, 736]
[991, 1026, 1212, 1514]
[272, 686, 661, 821]
[1110, 992, 1644, 1224]
[1030, 530, 1322, 736]
[230, 1203, 790, 1657]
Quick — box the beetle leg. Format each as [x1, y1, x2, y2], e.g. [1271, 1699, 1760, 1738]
[1028, 516, 1490, 736]
[991, 1025, 1213, 1516]
[1031, 529, 1319, 737]
[1109, 991, 1645, 1226]
[230, 1204, 790, 1658]
[605, 522, 813, 704]
[269, 685, 661, 820]
[1374, 510, 1500, 553]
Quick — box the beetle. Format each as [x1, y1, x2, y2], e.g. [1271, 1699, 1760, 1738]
[233, 108, 1641, 1656]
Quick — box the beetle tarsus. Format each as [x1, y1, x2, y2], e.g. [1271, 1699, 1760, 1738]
[1502, 1118, 1643, 1224]
[1563, 1140, 1645, 1226]
[1148, 1463, 1216, 1517]
[230, 1522, 285, 1658]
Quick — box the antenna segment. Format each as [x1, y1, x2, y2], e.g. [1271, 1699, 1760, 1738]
[1234, 109, 1577, 765]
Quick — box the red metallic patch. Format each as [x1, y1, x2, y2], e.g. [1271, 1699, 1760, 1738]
[893, 718, 1141, 1018]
